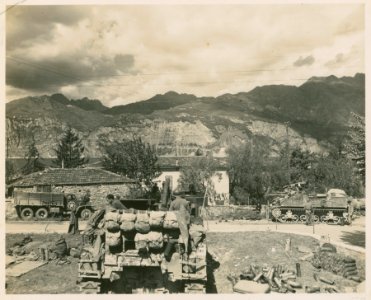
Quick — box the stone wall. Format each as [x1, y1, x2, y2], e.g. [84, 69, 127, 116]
[14, 183, 135, 209]
[201, 205, 263, 220]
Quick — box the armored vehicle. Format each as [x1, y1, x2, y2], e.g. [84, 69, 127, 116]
[270, 186, 350, 224]
[77, 208, 207, 294]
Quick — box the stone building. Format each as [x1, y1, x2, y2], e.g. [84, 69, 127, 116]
[10, 168, 136, 208]
[154, 156, 230, 205]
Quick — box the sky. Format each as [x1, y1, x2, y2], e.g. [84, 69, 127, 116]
[5, 4, 365, 107]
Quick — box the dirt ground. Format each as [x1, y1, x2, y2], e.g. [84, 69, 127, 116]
[206, 231, 365, 293]
[5, 231, 365, 294]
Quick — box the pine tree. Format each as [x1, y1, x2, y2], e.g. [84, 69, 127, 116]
[54, 127, 88, 168]
[22, 141, 44, 175]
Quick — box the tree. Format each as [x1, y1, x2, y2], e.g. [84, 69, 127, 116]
[286, 147, 315, 183]
[102, 136, 159, 184]
[54, 127, 88, 168]
[227, 141, 286, 204]
[178, 156, 218, 194]
[344, 112, 365, 183]
[22, 141, 44, 175]
[6, 160, 16, 184]
[307, 154, 363, 197]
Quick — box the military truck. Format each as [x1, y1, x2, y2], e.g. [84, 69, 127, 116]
[270, 185, 350, 224]
[77, 208, 207, 294]
[13, 191, 94, 220]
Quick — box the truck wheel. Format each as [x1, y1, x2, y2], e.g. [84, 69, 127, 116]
[35, 207, 49, 220]
[20, 207, 34, 220]
[80, 208, 92, 220]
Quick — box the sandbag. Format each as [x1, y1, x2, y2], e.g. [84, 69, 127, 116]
[149, 211, 166, 228]
[120, 211, 136, 223]
[135, 233, 148, 250]
[106, 231, 122, 247]
[106, 220, 120, 232]
[120, 221, 135, 232]
[163, 212, 179, 229]
[147, 231, 163, 249]
[105, 211, 120, 222]
[135, 222, 150, 234]
[135, 211, 150, 233]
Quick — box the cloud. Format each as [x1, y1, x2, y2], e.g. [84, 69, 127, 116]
[6, 53, 135, 91]
[293, 55, 315, 67]
[6, 6, 91, 51]
[5, 4, 364, 106]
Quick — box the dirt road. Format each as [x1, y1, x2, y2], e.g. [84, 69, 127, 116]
[6, 216, 365, 250]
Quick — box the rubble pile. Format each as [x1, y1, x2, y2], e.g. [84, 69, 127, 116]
[7, 235, 74, 265]
[228, 263, 306, 294]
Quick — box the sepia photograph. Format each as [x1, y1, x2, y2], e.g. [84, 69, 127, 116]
[2, 0, 367, 296]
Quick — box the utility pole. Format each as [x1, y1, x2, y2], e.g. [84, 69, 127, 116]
[284, 121, 291, 184]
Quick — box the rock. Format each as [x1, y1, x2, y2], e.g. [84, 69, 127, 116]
[233, 280, 270, 294]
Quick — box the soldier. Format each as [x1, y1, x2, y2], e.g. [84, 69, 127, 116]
[169, 195, 190, 212]
[303, 191, 312, 226]
[81, 189, 91, 204]
[106, 194, 127, 210]
[68, 207, 79, 234]
[347, 199, 354, 225]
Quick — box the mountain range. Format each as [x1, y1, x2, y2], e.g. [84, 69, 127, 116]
[6, 73, 365, 162]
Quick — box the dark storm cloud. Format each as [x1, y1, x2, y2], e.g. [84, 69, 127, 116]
[6, 6, 90, 50]
[293, 55, 315, 67]
[6, 53, 135, 91]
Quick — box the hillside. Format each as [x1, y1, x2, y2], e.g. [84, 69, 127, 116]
[6, 73, 364, 161]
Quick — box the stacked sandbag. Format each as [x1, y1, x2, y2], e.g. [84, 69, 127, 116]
[105, 211, 121, 247]
[135, 233, 148, 250]
[189, 224, 205, 247]
[135, 211, 151, 234]
[149, 211, 166, 228]
[163, 211, 179, 229]
[120, 210, 137, 232]
[106, 231, 122, 247]
[147, 231, 164, 249]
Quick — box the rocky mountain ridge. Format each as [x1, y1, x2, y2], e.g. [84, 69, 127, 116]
[6, 73, 364, 161]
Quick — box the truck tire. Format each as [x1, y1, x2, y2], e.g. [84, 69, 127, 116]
[35, 207, 49, 220]
[20, 207, 34, 220]
[80, 208, 92, 220]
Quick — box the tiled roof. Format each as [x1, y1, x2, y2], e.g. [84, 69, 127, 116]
[11, 168, 136, 187]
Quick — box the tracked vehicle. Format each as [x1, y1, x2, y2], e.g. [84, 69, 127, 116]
[77, 177, 207, 294]
[77, 208, 207, 294]
[270, 186, 350, 224]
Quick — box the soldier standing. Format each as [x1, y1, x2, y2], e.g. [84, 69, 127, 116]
[68, 207, 79, 234]
[303, 192, 312, 226]
[347, 199, 354, 225]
